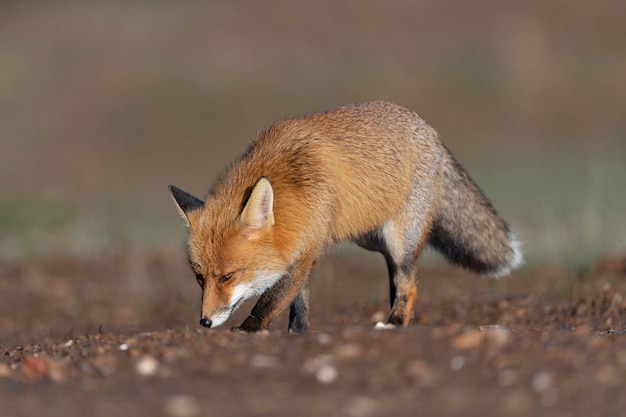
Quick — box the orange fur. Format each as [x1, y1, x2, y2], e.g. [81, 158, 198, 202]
[170, 101, 522, 332]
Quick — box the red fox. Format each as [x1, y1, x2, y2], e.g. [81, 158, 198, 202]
[169, 101, 522, 333]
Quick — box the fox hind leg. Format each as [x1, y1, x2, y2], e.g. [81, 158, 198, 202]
[384, 257, 419, 326]
[356, 220, 426, 327]
[367, 181, 436, 327]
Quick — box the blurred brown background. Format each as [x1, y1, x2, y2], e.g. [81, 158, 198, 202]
[1, 0, 625, 267]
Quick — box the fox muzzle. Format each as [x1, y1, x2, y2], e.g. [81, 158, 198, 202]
[199, 318, 213, 328]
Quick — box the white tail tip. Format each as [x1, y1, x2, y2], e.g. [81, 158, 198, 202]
[488, 232, 524, 278]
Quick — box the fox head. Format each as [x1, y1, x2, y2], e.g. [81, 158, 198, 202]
[169, 177, 288, 328]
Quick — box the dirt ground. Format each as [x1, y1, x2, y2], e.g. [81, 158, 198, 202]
[1, 2, 625, 416]
[1, 251, 625, 417]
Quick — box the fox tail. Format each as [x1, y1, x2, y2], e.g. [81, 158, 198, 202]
[428, 146, 523, 277]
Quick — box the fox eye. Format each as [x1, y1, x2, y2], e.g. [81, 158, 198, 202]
[195, 273, 205, 287]
[218, 272, 234, 284]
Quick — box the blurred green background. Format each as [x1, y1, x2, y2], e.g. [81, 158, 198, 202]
[1, 1, 624, 268]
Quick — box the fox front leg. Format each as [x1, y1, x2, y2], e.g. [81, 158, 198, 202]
[233, 258, 314, 333]
[288, 282, 310, 334]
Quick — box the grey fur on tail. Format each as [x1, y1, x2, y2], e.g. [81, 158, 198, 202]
[428, 146, 523, 277]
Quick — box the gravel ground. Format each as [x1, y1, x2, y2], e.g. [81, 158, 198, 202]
[1, 252, 625, 417]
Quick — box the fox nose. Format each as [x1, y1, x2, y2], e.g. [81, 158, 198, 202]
[199, 318, 213, 328]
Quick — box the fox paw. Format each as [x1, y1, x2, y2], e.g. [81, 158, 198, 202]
[232, 315, 268, 333]
[374, 322, 397, 330]
[231, 325, 268, 334]
[231, 326, 251, 333]
[231, 326, 270, 334]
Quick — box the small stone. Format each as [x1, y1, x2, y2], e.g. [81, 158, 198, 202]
[316, 333, 333, 345]
[249, 355, 280, 369]
[450, 355, 466, 371]
[480, 325, 512, 348]
[64, 340, 74, 348]
[22, 356, 51, 379]
[119, 343, 129, 351]
[164, 394, 199, 417]
[335, 343, 361, 359]
[303, 354, 339, 384]
[316, 364, 338, 384]
[302, 354, 334, 374]
[453, 329, 483, 349]
[531, 371, 552, 392]
[135, 355, 159, 376]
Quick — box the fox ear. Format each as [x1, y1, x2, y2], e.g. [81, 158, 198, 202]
[239, 177, 274, 239]
[169, 185, 204, 225]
